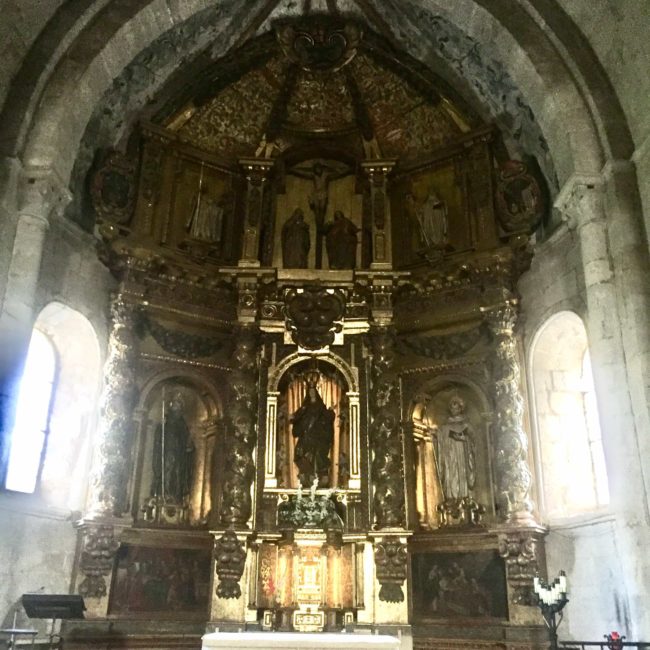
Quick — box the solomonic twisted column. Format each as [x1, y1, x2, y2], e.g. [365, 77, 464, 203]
[88, 295, 141, 517]
[369, 325, 408, 603]
[485, 302, 535, 523]
[215, 324, 258, 599]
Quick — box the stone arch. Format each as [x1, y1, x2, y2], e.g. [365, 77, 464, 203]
[0, 0, 637, 202]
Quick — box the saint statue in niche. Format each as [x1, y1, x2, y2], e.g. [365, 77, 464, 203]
[432, 395, 476, 502]
[152, 392, 195, 504]
[281, 208, 311, 268]
[186, 187, 225, 243]
[407, 187, 448, 250]
[291, 373, 335, 487]
[323, 210, 359, 269]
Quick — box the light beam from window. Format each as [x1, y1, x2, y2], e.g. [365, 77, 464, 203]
[5, 329, 56, 493]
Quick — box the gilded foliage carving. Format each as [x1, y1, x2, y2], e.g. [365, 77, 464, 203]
[145, 315, 227, 359]
[286, 69, 356, 131]
[397, 326, 486, 360]
[78, 525, 120, 599]
[89, 296, 141, 516]
[496, 160, 545, 233]
[91, 149, 136, 225]
[215, 530, 247, 599]
[220, 326, 258, 526]
[369, 327, 405, 531]
[374, 538, 408, 603]
[498, 531, 541, 606]
[486, 303, 534, 521]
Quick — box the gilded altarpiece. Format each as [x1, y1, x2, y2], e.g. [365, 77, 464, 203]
[73, 17, 551, 650]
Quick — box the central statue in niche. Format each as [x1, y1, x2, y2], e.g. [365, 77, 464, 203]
[291, 372, 335, 487]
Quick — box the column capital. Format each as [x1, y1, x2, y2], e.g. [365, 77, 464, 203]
[554, 173, 606, 230]
[16, 164, 72, 221]
[360, 159, 397, 179]
[239, 157, 275, 179]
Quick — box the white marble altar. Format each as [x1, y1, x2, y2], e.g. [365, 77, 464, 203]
[202, 631, 401, 650]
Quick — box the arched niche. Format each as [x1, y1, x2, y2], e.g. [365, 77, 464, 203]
[265, 352, 360, 491]
[528, 311, 608, 521]
[132, 369, 222, 526]
[407, 375, 493, 529]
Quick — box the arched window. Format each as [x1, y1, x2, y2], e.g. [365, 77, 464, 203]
[3, 303, 101, 508]
[530, 311, 609, 520]
[5, 329, 56, 493]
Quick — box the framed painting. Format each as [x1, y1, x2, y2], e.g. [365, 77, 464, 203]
[411, 550, 508, 620]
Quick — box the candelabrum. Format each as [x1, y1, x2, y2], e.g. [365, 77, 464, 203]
[533, 571, 569, 650]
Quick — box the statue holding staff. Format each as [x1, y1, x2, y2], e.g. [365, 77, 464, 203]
[152, 391, 195, 504]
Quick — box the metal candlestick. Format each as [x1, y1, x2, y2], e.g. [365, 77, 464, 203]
[533, 571, 569, 650]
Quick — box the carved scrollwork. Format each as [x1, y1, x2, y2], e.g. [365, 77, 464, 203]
[396, 325, 486, 360]
[145, 315, 227, 358]
[91, 149, 136, 225]
[215, 530, 247, 599]
[284, 287, 346, 350]
[496, 160, 545, 233]
[374, 538, 408, 603]
[275, 17, 363, 72]
[77, 525, 120, 599]
[498, 531, 541, 606]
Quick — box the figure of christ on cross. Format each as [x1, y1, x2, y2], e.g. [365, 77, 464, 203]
[288, 160, 352, 268]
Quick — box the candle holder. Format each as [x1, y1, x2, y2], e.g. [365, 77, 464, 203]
[533, 571, 569, 650]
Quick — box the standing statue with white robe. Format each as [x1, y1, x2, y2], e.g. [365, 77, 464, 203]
[432, 395, 476, 502]
[408, 188, 448, 249]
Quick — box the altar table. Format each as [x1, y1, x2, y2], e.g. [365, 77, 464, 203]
[202, 631, 401, 650]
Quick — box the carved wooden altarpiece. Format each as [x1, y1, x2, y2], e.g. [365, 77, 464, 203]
[69, 14, 549, 650]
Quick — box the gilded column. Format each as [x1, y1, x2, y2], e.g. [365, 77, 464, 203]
[238, 159, 274, 267]
[368, 323, 409, 605]
[87, 294, 141, 517]
[213, 321, 259, 603]
[361, 161, 395, 269]
[485, 301, 535, 523]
